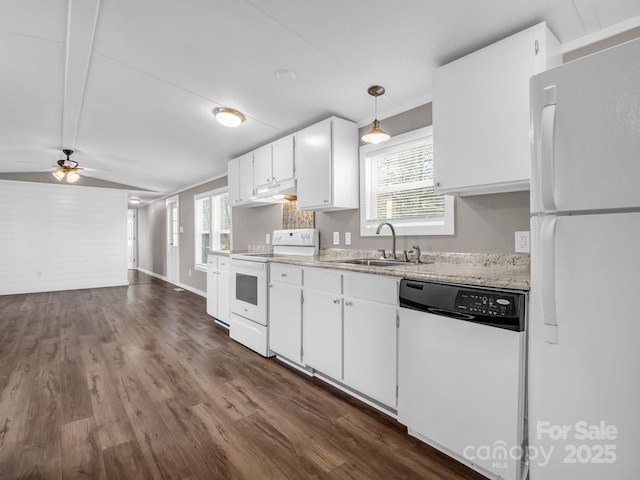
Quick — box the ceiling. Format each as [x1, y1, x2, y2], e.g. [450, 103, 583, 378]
[2, 0, 640, 203]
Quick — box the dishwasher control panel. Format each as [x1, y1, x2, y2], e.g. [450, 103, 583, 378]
[455, 291, 516, 317]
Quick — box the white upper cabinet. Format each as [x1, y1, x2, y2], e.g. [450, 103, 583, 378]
[253, 134, 296, 198]
[271, 135, 295, 184]
[227, 153, 255, 206]
[433, 22, 562, 196]
[295, 116, 358, 211]
[229, 135, 296, 205]
[252, 144, 273, 194]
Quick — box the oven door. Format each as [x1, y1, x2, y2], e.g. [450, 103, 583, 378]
[230, 259, 268, 326]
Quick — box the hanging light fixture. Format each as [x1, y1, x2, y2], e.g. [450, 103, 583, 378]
[213, 107, 246, 127]
[362, 85, 390, 144]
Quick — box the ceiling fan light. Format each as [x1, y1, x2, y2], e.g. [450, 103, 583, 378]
[52, 170, 66, 181]
[361, 119, 390, 144]
[66, 171, 80, 183]
[213, 107, 245, 127]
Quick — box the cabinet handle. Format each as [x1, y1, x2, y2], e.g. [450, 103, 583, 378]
[269, 284, 273, 288]
[345, 301, 353, 306]
[281, 273, 287, 277]
[333, 299, 340, 304]
[435, 182, 441, 187]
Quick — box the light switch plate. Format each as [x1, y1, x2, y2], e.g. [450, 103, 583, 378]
[266, 233, 270, 244]
[345, 232, 351, 245]
[515, 231, 530, 253]
[333, 232, 340, 245]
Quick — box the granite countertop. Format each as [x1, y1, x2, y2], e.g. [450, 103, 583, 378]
[207, 250, 231, 256]
[269, 249, 530, 291]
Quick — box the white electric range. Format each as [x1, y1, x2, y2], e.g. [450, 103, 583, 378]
[229, 228, 319, 356]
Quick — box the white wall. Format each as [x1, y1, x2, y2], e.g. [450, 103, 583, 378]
[0, 180, 129, 295]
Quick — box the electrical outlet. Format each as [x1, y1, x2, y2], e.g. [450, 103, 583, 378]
[266, 233, 271, 244]
[179, 226, 184, 233]
[345, 232, 352, 245]
[515, 231, 530, 253]
[333, 232, 340, 245]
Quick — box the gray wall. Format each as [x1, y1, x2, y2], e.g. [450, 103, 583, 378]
[315, 192, 529, 253]
[137, 176, 227, 292]
[138, 199, 167, 276]
[231, 203, 283, 250]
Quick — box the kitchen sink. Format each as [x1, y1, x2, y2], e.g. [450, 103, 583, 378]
[326, 258, 411, 267]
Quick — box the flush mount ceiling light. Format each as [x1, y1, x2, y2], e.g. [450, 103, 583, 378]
[52, 149, 83, 183]
[213, 107, 245, 127]
[128, 197, 141, 205]
[361, 85, 390, 144]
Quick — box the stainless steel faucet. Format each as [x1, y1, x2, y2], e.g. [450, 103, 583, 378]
[376, 222, 397, 259]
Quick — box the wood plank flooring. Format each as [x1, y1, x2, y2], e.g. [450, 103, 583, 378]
[0, 271, 486, 480]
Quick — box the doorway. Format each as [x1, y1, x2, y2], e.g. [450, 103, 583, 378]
[166, 195, 179, 284]
[127, 209, 137, 269]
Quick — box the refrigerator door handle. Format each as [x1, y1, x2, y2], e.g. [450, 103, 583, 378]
[541, 216, 558, 344]
[540, 85, 557, 212]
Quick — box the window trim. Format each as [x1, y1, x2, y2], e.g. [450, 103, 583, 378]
[194, 187, 230, 272]
[359, 126, 454, 237]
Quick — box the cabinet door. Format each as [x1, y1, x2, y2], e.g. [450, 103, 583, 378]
[272, 135, 294, 182]
[269, 282, 302, 363]
[295, 119, 332, 209]
[253, 144, 272, 192]
[227, 158, 241, 205]
[303, 289, 342, 379]
[217, 268, 230, 324]
[433, 23, 560, 195]
[238, 153, 254, 202]
[344, 299, 397, 407]
[206, 264, 219, 317]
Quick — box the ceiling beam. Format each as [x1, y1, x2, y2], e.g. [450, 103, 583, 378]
[61, 0, 101, 150]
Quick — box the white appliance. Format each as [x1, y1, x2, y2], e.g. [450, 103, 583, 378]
[398, 280, 527, 480]
[229, 228, 318, 357]
[529, 38, 640, 479]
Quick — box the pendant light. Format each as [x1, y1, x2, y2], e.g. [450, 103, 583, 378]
[362, 85, 390, 144]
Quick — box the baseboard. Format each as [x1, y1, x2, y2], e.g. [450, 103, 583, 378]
[136, 268, 206, 298]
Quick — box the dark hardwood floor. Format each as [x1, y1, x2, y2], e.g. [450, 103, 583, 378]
[0, 271, 486, 479]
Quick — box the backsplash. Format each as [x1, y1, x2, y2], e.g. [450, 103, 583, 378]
[282, 199, 314, 229]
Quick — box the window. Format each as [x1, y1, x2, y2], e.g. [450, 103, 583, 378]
[195, 189, 230, 270]
[360, 126, 454, 236]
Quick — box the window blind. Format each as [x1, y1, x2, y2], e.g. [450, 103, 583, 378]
[364, 140, 444, 225]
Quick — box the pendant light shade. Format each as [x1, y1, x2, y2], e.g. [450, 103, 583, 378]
[362, 85, 390, 144]
[361, 119, 390, 144]
[213, 107, 246, 127]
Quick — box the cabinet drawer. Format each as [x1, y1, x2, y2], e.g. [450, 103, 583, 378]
[304, 267, 342, 294]
[207, 255, 218, 267]
[270, 264, 302, 285]
[343, 272, 399, 305]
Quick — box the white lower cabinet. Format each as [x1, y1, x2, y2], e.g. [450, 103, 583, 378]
[206, 255, 230, 324]
[343, 299, 398, 407]
[269, 264, 303, 363]
[303, 268, 344, 380]
[268, 264, 400, 410]
[343, 272, 400, 408]
[303, 290, 342, 377]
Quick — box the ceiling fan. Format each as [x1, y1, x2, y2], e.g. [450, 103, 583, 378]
[52, 149, 84, 183]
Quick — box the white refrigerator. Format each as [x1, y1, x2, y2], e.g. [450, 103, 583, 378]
[529, 37, 640, 479]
